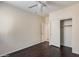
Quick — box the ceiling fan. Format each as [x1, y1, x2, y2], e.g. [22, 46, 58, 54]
[28, 1, 49, 16]
[28, 1, 47, 8]
[28, 1, 54, 16]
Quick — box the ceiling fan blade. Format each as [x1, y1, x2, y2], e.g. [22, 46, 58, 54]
[46, 1, 61, 6]
[29, 4, 38, 8]
[38, 1, 47, 6]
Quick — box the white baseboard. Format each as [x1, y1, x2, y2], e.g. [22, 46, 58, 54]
[72, 50, 79, 55]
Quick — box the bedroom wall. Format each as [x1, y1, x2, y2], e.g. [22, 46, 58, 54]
[49, 3, 79, 54]
[0, 2, 42, 56]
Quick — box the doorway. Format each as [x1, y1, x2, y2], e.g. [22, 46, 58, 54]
[60, 18, 72, 48]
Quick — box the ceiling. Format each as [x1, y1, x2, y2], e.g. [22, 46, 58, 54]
[4, 1, 79, 16]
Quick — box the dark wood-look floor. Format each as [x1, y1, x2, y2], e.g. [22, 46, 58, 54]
[3, 41, 79, 57]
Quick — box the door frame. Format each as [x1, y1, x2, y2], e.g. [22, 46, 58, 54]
[60, 18, 72, 48]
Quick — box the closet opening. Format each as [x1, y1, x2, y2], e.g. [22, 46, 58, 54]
[60, 18, 72, 49]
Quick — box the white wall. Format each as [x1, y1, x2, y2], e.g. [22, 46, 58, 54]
[49, 3, 79, 54]
[0, 3, 42, 56]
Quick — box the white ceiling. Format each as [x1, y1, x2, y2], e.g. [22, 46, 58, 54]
[4, 1, 79, 16]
